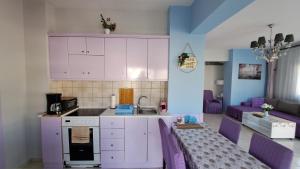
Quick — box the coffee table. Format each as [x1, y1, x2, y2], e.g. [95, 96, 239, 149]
[242, 112, 296, 139]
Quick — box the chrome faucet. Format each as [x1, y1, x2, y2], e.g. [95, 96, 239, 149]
[137, 96, 148, 114]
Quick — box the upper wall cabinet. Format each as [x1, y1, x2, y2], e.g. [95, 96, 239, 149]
[126, 38, 148, 80]
[48, 34, 169, 81]
[148, 39, 169, 81]
[105, 38, 127, 80]
[68, 37, 104, 56]
[48, 37, 69, 80]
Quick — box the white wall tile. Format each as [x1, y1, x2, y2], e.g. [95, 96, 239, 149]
[49, 80, 168, 108]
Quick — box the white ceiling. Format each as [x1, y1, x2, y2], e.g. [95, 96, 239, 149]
[205, 0, 300, 60]
[47, 0, 192, 11]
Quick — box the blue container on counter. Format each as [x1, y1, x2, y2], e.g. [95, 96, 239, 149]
[115, 104, 134, 115]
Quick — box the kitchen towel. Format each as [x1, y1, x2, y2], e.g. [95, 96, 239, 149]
[71, 127, 90, 144]
[119, 88, 134, 104]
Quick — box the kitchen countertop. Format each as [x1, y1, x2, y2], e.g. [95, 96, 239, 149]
[101, 108, 171, 117]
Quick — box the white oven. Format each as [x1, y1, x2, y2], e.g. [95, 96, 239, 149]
[62, 109, 103, 168]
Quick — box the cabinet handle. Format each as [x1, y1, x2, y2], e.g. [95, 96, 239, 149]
[87, 72, 90, 74]
[63, 72, 67, 74]
[110, 122, 114, 125]
[87, 51, 90, 53]
[56, 132, 59, 136]
[81, 50, 85, 53]
[110, 132, 114, 135]
[110, 156, 114, 159]
[82, 72, 85, 74]
[110, 144, 114, 147]
[144, 132, 146, 135]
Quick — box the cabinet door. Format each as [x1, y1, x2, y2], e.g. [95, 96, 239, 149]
[85, 56, 105, 80]
[69, 55, 86, 79]
[41, 117, 63, 169]
[148, 39, 169, 80]
[68, 37, 86, 55]
[127, 38, 148, 80]
[69, 55, 105, 80]
[125, 118, 147, 163]
[148, 118, 163, 164]
[48, 37, 69, 79]
[86, 38, 104, 56]
[105, 38, 127, 80]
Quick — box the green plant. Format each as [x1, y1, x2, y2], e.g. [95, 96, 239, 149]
[99, 13, 116, 31]
[178, 53, 189, 66]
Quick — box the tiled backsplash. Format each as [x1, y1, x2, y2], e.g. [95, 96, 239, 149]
[49, 81, 168, 108]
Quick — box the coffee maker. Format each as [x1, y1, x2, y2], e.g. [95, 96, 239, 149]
[46, 93, 62, 115]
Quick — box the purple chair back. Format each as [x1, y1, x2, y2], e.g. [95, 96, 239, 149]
[249, 133, 293, 169]
[158, 118, 171, 169]
[204, 90, 214, 102]
[218, 116, 241, 144]
[167, 134, 186, 169]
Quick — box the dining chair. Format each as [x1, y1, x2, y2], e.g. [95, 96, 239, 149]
[167, 133, 186, 169]
[218, 116, 241, 144]
[158, 118, 171, 169]
[249, 133, 293, 169]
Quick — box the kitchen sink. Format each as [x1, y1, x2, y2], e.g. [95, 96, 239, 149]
[138, 107, 158, 115]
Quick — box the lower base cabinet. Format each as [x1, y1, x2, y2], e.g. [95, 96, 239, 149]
[100, 116, 170, 168]
[41, 117, 64, 169]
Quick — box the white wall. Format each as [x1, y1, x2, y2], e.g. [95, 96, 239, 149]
[52, 8, 168, 34]
[0, 0, 28, 168]
[23, 0, 49, 159]
[204, 65, 224, 97]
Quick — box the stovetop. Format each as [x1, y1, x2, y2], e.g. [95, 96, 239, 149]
[66, 108, 106, 116]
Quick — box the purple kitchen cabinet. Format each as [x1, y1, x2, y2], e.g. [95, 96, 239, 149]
[105, 38, 127, 80]
[69, 54, 105, 80]
[0, 103, 4, 169]
[68, 37, 104, 56]
[125, 118, 148, 163]
[86, 38, 104, 56]
[148, 39, 169, 80]
[48, 37, 69, 80]
[41, 117, 63, 169]
[68, 37, 86, 55]
[126, 38, 148, 80]
[148, 118, 163, 166]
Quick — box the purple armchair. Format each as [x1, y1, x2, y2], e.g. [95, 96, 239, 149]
[218, 116, 241, 144]
[249, 133, 293, 169]
[158, 118, 171, 169]
[203, 90, 222, 113]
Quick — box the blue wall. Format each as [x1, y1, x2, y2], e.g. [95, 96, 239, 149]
[224, 49, 266, 108]
[168, 6, 205, 120]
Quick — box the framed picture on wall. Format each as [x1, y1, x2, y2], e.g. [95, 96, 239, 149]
[238, 64, 262, 80]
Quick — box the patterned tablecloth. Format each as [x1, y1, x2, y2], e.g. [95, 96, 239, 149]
[172, 124, 270, 169]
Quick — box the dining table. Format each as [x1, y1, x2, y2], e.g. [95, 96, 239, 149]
[172, 123, 271, 169]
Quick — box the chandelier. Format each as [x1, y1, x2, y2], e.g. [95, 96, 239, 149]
[250, 24, 294, 62]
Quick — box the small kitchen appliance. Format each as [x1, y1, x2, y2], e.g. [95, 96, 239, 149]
[61, 97, 78, 112]
[46, 93, 62, 115]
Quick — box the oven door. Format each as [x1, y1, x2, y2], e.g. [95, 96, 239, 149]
[62, 126, 100, 166]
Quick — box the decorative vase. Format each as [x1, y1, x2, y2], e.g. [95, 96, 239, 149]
[104, 28, 110, 34]
[264, 111, 269, 117]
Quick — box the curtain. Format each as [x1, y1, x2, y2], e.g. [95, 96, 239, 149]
[274, 47, 300, 103]
[266, 61, 277, 99]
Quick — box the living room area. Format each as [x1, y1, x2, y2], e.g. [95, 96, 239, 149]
[203, 1, 300, 169]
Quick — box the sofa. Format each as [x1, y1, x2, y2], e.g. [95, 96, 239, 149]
[226, 98, 300, 138]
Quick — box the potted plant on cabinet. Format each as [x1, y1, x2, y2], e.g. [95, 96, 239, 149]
[99, 13, 116, 34]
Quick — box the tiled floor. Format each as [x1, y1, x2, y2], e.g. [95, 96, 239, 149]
[20, 113, 300, 169]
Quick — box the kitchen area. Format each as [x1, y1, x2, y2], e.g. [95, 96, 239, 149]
[40, 34, 172, 169]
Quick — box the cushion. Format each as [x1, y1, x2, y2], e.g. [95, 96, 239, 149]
[276, 100, 300, 117]
[252, 98, 265, 108]
[265, 98, 279, 109]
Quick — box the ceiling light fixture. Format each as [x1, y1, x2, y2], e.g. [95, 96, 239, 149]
[250, 24, 294, 63]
